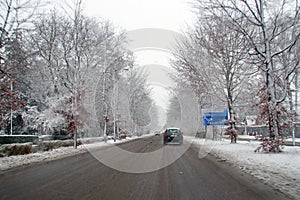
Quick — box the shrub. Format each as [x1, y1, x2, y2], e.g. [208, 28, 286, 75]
[38, 139, 82, 151]
[0, 143, 32, 156]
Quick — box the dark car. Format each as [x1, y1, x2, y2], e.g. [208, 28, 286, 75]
[163, 128, 183, 145]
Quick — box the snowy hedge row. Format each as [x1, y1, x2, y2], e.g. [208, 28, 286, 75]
[0, 135, 38, 144]
[0, 143, 32, 157]
[36, 137, 106, 152]
[37, 140, 81, 151]
[0, 137, 106, 157]
[0, 140, 78, 157]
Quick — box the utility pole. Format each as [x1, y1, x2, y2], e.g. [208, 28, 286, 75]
[294, 69, 299, 146]
[10, 80, 13, 135]
[103, 106, 108, 142]
[102, 75, 107, 137]
[292, 89, 297, 146]
[73, 69, 78, 149]
[113, 71, 117, 142]
[102, 42, 107, 139]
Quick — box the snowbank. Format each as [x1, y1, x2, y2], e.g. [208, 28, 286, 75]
[185, 136, 300, 200]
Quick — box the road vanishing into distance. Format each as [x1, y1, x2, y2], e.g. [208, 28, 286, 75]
[0, 136, 292, 200]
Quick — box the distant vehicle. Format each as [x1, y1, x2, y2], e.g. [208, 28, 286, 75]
[163, 128, 183, 145]
[119, 129, 127, 139]
[119, 132, 126, 139]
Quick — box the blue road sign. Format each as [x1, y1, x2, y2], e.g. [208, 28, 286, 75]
[203, 108, 229, 126]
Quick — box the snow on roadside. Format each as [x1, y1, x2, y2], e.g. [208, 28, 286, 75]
[0, 146, 84, 171]
[185, 136, 300, 200]
[0, 135, 147, 171]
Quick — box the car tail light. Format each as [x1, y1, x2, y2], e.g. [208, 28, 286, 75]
[164, 133, 168, 138]
[180, 134, 183, 138]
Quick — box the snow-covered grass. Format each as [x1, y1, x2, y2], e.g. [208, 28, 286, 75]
[0, 135, 149, 171]
[185, 136, 300, 200]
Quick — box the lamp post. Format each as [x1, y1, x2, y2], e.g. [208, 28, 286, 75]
[73, 66, 78, 149]
[113, 70, 117, 142]
[290, 89, 297, 146]
[113, 69, 123, 141]
[112, 65, 133, 142]
[10, 80, 13, 135]
[123, 65, 133, 135]
[101, 68, 120, 142]
[103, 103, 108, 140]
[102, 69, 108, 138]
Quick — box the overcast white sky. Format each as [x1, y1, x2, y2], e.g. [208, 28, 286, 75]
[83, 0, 194, 31]
[81, 0, 195, 111]
[81, 0, 195, 113]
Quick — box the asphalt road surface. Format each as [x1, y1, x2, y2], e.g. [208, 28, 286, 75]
[0, 136, 292, 200]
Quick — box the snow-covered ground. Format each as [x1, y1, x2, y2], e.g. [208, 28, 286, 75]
[185, 136, 300, 200]
[0, 135, 148, 171]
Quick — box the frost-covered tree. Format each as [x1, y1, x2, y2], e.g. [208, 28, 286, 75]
[92, 29, 134, 137]
[195, 14, 255, 122]
[171, 15, 257, 126]
[171, 32, 212, 108]
[0, 0, 41, 133]
[193, 0, 300, 144]
[125, 68, 153, 135]
[30, 10, 64, 97]
[24, 1, 134, 143]
[165, 81, 199, 135]
[165, 95, 181, 127]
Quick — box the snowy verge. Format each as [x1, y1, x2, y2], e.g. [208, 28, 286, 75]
[0, 135, 150, 171]
[185, 136, 300, 200]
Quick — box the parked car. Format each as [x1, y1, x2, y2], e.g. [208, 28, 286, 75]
[119, 132, 127, 139]
[163, 128, 183, 145]
[119, 129, 128, 139]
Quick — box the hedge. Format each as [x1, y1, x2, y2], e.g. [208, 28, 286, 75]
[0, 135, 38, 144]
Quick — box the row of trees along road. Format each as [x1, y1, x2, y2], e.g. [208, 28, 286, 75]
[171, 0, 300, 149]
[0, 0, 155, 148]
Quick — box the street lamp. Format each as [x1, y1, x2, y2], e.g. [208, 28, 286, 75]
[112, 65, 133, 142]
[10, 80, 13, 135]
[113, 71, 117, 142]
[291, 89, 298, 146]
[102, 69, 108, 139]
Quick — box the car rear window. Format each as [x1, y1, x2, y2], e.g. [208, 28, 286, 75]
[166, 129, 180, 134]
